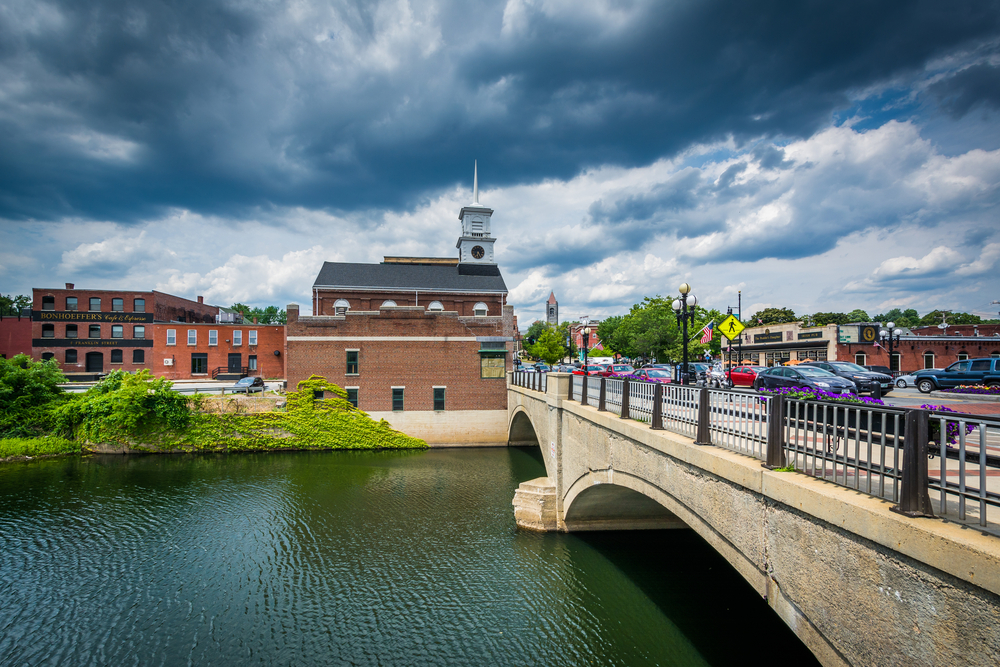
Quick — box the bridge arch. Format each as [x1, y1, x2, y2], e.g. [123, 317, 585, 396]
[508, 407, 540, 448]
[564, 472, 688, 532]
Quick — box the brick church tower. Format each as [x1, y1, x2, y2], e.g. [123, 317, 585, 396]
[546, 291, 558, 326]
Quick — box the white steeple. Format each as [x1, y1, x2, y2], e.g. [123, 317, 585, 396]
[457, 161, 496, 265]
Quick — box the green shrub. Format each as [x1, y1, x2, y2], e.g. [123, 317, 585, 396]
[0, 436, 80, 459]
[0, 354, 67, 438]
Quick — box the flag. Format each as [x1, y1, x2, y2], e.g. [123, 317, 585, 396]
[699, 321, 714, 344]
[757, 318, 763, 324]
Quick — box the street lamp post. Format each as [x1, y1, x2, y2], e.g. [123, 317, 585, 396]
[582, 317, 591, 370]
[879, 321, 903, 373]
[671, 283, 698, 385]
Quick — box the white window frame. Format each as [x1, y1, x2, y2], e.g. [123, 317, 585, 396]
[427, 301, 444, 311]
[334, 299, 350, 315]
[473, 301, 488, 317]
[854, 352, 866, 366]
[923, 352, 935, 369]
[381, 300, 397, 308]
[209, 330, 218, 346]
[187, 329, 197, 346]
[166, 329, 176, 346]
[233, 330, 242, 346]
[249, 330, 257, 346]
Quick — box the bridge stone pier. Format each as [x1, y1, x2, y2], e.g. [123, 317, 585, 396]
[508, 373, 1000, 667]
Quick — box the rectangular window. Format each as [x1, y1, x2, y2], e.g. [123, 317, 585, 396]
[41, 324, 54, 338]
[890, 353, 901, 372]
[133, 325, 145, 339]
[855, 353, 866, 366]
[209, 330, 218, 346]
[957, 353, 969, 362]
[112, 298, 124, 312]
[346, 388, 358, 408]
[187, 329, 197, 345]
[346, 350, 359, 375]
[392, 387, 404, 411]
[66, 324, 78, 339]
[248, 355, 257, 371]
[314, 390, 324, 400]
[233, 330, 242, 346]
[481, 353, 506, 378]
[191, 353, 208, 374]
[65, 297, 78, 311]
[111, 349, 123, 364]
[133, 349, 145, 364]
[134, 298, 145, 313]
[166, 329, 176, 346]
[433, 387, 445, 411]
[65, 349, 77, 363]
[89, 297, 101, 311]
[249, 330, 257, 346]
[923, 353, 935, 369]
[89, 324, 101, 338]
[111, 325, 123, 339]
[41, 296, 54, 311]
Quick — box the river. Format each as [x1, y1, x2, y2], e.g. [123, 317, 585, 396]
[0, 448, 818, 666]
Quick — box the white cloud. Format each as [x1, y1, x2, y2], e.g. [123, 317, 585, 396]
[59, 232, 166, 276]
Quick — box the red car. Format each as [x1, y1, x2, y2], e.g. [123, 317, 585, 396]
[572, 364, 606, 376]
[727, 365, 765, 387]
[601, 364, 635, 377]
[633, 368, 673, 383]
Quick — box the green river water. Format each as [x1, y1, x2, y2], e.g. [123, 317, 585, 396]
[0, 448, 818, 666]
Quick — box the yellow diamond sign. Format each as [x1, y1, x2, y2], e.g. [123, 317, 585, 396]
[719, 315, 745, 340]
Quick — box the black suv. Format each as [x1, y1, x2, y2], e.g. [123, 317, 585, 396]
[912, 358, 1000, 393]
[798, 361, 893, 395]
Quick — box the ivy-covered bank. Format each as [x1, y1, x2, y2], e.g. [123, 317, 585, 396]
[0, 355, 426, 460]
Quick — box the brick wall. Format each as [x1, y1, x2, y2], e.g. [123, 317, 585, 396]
[838, 338, 1000, 372]
[287, 305, 512, 411]
[315, 289, 505, 318]
[152, 324, 286, 379]
[0, 316, 31, 359]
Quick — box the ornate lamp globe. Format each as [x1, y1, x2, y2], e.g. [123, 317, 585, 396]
[672, 300, 682, 312]
[678, 283, 691, 295]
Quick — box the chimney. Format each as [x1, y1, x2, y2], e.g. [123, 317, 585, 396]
[65, 283, 74, 289]
[197, 296, 204, 304]
[253, 317, 258, 324]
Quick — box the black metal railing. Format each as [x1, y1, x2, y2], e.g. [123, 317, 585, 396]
[532, 373, 1000, 531]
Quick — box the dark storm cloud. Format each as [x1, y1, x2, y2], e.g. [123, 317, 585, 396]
[929, 62, 1000, 118]
[1, 0, 998, 223]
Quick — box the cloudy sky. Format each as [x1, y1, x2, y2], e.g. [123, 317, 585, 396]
[2, 0, 1000, 325]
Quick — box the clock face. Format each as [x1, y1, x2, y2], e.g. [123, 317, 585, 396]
[471, 245, 485, 259]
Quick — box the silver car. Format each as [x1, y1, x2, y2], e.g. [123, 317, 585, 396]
[895, 370, 942, 388]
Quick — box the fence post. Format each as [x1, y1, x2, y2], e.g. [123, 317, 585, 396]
[598, 377, 607, 412]
[651, 382, 664, 430]
[763, 394, 787, 468]
[620, 379, 630, 419]
[568, 373, 574, 401]
[694, 387, 711, 445]
[892, 409, 935, 518]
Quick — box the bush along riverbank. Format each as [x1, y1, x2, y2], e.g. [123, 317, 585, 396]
[0, 355, 426, 460]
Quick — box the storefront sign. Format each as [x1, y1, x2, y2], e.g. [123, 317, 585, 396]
[754, 332, 783, 343]
[32, 339, 154, 347]
[798, 331, 823, 340]
[33, 311, 153, 323]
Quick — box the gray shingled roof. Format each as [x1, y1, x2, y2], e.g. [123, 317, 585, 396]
[313, 262, 508, 292]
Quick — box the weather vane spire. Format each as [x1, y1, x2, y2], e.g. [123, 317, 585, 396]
[473, 160, 479, 205]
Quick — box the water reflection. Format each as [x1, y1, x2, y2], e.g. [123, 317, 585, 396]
[0, 449, 816, 666]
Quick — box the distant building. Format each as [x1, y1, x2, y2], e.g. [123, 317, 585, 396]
[286, 164, 516, 445]
[546, 291, 558, 326]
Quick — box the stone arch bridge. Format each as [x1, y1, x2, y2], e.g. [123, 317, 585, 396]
[507, 373, 1000, 667]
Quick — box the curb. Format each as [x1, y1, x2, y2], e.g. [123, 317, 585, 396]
[929, 390, 1000, 403]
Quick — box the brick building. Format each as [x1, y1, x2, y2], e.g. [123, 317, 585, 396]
[287, 166, 515, 445]
[0, 313, 32, 359]
[31, 284, 220, 378]
[151, 322, 286, 380]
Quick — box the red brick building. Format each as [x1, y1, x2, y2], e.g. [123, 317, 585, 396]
[151, 322, 286, 380]
[0, 314, 32, 359]
[31, 284, 219, 378]
[287, 170, 515, 444]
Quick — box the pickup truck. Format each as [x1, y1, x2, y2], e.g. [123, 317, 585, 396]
[912, 358, 1000, 393]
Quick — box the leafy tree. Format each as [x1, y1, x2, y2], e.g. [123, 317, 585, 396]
[919, 310, 981, 326]
[846, 309, 871, 322]
[230, 303, 287, 324]
[524, 320, 548, 347]
[0, 354, 66, 437]
[871, 308, 920, 328]
[555, 321, 579, 359]
[528, 327, 566, 366]
[0, 294, 31, 316]
[807, 312, 849, 326]
[747, 307, 797, 325]
[596, 316, 626, 358]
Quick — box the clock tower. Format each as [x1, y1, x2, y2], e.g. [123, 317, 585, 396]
[456, 161, 496, 265]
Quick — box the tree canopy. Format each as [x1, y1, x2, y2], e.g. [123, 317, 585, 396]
[230, 303, 287, 324]
[0, 294, 31, 316]
[746, 307, 797, 325]
[528, 327, 567, 366]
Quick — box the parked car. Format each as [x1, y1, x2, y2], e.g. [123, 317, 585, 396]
[534, 363, 551, 373]
[676, 362, 710, 384]
[893, 370, 942, 388]
[573, 364, 606, 376]
[633, 368, 673, 383]
[727, 365, 765, 388]
[753, 366, 857, 394]
[231, 376, 265, 394]
[912, 358, 1000, 393]
[798, 361, 893, 395]
[601, 364, 636, 377]
[864, 365, 893, 376]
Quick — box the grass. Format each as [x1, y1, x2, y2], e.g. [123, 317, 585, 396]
[0, 436, 81, 459]
[773, 463, 796, 472]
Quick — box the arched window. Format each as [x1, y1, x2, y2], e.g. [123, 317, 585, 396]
[923, 351, 935, 369]
[427, 301, 444, 311]
[381, 300, 397, 308]
[854, 352, 866, 366]
[110, 349, 123, 364]
[473, 302, 488, 317]
[66, 324, 78, 339]
[41, 296, 55, 311]
[41, 352, 54, 361]
[334, 299, 350, 316]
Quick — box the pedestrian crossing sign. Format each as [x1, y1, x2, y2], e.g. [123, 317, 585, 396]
[719, 315, 745, 340]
